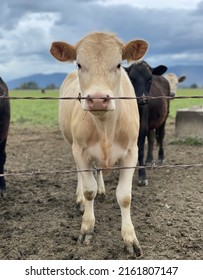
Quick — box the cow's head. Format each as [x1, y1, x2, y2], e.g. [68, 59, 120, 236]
[124, 61, 167, 105]
[50, 32, 148, 113]
[164, 73, 186, 97]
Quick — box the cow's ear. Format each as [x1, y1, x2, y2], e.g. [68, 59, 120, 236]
[152, 65, 168, 76]
[178, 75, 186, 83]
[50, 42, 76, 62]
[123, 40, 148, 61]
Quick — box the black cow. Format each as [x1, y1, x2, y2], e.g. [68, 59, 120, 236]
[125, 61, 170, 186]
[0, 77, 10, 196]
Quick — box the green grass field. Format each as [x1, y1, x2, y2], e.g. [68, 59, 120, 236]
[168, 88, 203, 119]
[9, 88, 203, 127]
[10, 90, 59, 127]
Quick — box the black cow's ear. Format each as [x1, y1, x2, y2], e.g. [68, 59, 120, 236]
[152, 65, 167, 76]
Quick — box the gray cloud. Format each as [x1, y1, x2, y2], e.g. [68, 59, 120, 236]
[0, 0, 202, 80]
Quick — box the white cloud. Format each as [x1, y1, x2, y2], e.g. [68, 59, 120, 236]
[98, 0, 201, 9]
[0, 11, 61, 80]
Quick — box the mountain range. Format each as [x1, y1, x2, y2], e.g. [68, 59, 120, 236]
[6, 65, 203, 89]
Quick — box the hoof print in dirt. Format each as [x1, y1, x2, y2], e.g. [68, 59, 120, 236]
[97, 193, 106, 203]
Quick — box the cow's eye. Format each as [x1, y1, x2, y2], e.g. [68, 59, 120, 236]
[77, 63, 82, 69]
[117, 63, 121, 69]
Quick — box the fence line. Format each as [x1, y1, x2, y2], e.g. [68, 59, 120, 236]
[0, 92, 202, 178]
[1, 163, 203, 178]
[0, 95, 203, 101]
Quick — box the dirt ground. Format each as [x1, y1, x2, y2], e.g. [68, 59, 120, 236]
[0, 122, 202, 260]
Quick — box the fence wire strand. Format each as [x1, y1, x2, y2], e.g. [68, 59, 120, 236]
[0, 95, 203, 101]
[1, 163, 203, 178]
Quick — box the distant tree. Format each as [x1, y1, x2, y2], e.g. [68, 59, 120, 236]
[46, 83, 57, 89]
[18, 81, 39, 90]
[190, 83, 198, 89]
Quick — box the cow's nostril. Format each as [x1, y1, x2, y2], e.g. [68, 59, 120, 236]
[87, 95, 94, 106]
[103, 95, 110, 105]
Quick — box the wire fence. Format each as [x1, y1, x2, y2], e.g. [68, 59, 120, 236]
[0, 94, 203, 101]
[1, 163, 203, 178]
[0, 92, 202, 178]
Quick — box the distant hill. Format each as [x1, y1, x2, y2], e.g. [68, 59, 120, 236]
[7, 73, 67, 90]
[6, 65, 203, 89]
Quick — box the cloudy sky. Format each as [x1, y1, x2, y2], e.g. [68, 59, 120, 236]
[0, 0, 203, 81]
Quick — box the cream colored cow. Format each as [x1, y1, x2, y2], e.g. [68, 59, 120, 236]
[164, 73, 186, 97]
[50, 32, 148, 256]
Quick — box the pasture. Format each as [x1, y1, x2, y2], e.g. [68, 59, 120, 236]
[0, 88, 202, 259]
[9, 88, 203, 126]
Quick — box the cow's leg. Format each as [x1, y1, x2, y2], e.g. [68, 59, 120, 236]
[156, 121, 166, 164]
[116, 148, 142, 257]
[76, 170, 105, 211]
[76, 172, 85, 212]
[96, 170, 106, 201]
[146, 129, 155, 165]
[138, 129, 148, 186]
[78, 171, 97, 244]
[0, 138, 7, 196]
[72, 145, 97, 244]
[137, 107, 148, 186]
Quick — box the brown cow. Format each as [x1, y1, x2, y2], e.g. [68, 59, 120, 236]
[50, 32, 148, 256]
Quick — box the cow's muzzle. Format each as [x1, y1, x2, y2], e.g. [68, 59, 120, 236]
[137, 94, 149, 105]
[86, 94, 112, 111]
[170, 92, 176, 99]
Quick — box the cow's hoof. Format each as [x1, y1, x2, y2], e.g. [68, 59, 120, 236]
[78, 232, 94, 245]
[0, 186, 6, 197]
[125, 244, 142, 257]
[138, 179, 148, 186]
[146, 158, 154, 166]
[158, 159, 164, 165]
